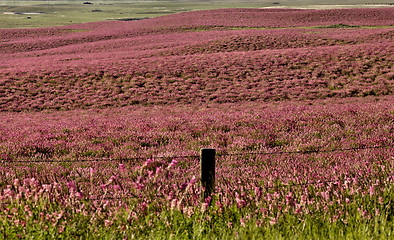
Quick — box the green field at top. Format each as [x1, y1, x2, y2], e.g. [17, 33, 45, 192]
[1, 0, 394, 28]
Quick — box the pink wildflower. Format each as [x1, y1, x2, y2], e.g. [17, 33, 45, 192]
[168, 159, 178, 169]
[104, 219, 113, 227]
[119, 163, 125, 172]
[269, 217, 277, 225]
[369, 186, 375, 196]
[240, 218, 246, 227]
[155, 167, 162, 175]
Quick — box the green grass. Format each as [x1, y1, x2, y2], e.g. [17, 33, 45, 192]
[0, 1, 268, 28]
[1, 0, 394, 28]
[1, 196, 393, 239]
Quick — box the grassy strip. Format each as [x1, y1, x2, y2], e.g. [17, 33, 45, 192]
[0, 1, 271, 29]
[1, 196, 393, 239]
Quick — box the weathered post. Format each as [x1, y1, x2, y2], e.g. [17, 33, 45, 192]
[200, 148, 215, 201]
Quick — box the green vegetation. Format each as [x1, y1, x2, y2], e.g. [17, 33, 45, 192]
[0, 1, 267, 28]
[1, 183, 394, 239]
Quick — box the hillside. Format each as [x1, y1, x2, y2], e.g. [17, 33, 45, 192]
[0, 8, 393, 111]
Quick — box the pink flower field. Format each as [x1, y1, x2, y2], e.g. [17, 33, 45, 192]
[0, 7, 393, 238]
[1, 8, 393, 111]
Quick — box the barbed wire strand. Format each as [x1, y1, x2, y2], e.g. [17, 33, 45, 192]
[2, 144, 392, 164]
[260, 173, 361, 191]
[1, 164, 392, 202]
[90, 170, 391, 202]
[1, 154, 200, 164]
[217, 144, 393, 157]
[87, 192, 198, 201]
[1, 144, 392, 201]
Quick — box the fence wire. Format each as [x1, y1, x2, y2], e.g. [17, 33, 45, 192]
[0, 144, 392, 202]
[217, 144, 393, 157]
[2, 144, 392, 164]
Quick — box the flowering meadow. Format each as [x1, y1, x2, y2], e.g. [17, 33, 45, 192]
[1, 8, 393, 111]
[1, 97, 393, 238]
[0, 7, 393, 239]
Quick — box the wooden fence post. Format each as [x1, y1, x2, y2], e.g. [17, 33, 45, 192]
[200, 148, 215, 200]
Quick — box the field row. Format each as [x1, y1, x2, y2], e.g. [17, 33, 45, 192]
[1, 98, 392, 161]
[1, 9, 393, 111]
[1, 42, 392, 111]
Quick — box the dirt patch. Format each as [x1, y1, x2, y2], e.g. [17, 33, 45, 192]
[3, 12, 44, 15]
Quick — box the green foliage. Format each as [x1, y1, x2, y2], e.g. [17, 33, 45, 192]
[0, 1, 274, 29]
[1, 196, 393, 239]
[317, 24, 361, 29]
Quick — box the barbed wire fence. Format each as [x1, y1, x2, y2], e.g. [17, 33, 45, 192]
[1, 144, 393, 201]
[2, 144, 390, 163]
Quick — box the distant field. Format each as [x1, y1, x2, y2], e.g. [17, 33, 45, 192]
[1, 7, 393, 111]
[1, 0, 394, 28]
